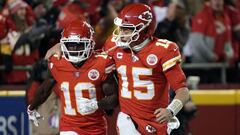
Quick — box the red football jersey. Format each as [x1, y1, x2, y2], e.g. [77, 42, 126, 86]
[191, 4, 232, 61]
[48, 53, 114, 134]
[104, 36, 186, 134]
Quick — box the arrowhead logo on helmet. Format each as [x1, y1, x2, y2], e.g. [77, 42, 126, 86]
[138, 11, 153, 24]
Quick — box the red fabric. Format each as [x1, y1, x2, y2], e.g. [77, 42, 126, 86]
[0, 13, 16, 39]
[149, 0, 164, 7]
[12, 49, 39, 65]
[48, 54, 113, 134]
[57, 3, 85, 29]
[78, 0, 103, 26]
[165, 64, 187, 91]
[225, 6, 240, 61]
[25, 5, 36, 26]
[53, 0, 69, 7]
[53, 84, 60, 97]
[225, 6, 240, 26]
[60, 117, 107, 135]
[103, 37, 186, 134]
[131, 115, 167, 135]
[237, 0, 240, 11]
[192, 4, 232, 61]
[6, 16, 16, 31]
[2, 71, 28, 83]
[78, 0, 102, 15]
[3, 49, 39, 84]
[1, 2, 36, 84]
[0, 15, 7, 39]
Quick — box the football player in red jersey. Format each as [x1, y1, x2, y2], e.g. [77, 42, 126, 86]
[103, 3, 189, 135]
[44, 3, 190, 135]
[27, 19, 118, 135]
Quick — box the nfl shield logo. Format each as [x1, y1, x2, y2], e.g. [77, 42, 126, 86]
[74, 72, 80, 77]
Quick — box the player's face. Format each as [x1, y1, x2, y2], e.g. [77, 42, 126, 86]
[119, 27, 134, 42]
[65, 42, 87, 67]
[65, 42, 85, 57]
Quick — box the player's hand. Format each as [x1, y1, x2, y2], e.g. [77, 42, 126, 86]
[27, 105, 44, 126]
[167, 116, 180, 135]
[78, 98, 98, 115]
[154, 108, 173, 124]
[44, 43, 62, 60]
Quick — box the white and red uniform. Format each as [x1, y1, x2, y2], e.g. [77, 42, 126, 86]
[104, 36, 187, 135]
[191, 3, 232, 62]
[48, 53, 114, 135]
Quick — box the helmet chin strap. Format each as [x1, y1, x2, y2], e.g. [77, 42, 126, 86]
[128, 46, 139, 62]
[116, 38, 151, 62]
[128, 38, 151, 62]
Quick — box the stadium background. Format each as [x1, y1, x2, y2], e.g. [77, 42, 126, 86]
[0, 0, 240, 135]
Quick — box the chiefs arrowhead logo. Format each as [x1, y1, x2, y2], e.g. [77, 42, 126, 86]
[138, 11, 152, 22]
[145, 124, 156, 133]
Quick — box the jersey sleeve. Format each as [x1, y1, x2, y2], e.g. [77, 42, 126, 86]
[105, 57, 115, 75]
[48, 55, 59, 79]
[158, 41, 187, 90]
[159, 41, 182, 72]
[94, 53, 116, 81]
[164, 64, 187, 91]
[226, 6, 240, 29]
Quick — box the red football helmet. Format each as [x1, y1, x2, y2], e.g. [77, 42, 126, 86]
[60, 19, 95, 63]
[112, 3, 156, 47]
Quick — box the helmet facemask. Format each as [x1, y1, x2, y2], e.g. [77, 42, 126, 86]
[112, 10, 152, 49]
[113, 17, 146, 48]
[60, 35, 95, 63]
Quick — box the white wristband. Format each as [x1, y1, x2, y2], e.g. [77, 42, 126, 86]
[167, 99, 183, 116]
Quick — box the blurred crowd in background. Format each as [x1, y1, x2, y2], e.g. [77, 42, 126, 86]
[0, 0, 240, 85]
[0, 0, 239, 134]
